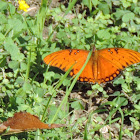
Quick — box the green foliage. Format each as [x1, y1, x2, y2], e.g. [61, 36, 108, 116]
[0, 0, 140, 139]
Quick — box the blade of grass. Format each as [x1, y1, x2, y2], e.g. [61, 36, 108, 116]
[50, 48, 93, 124]
[64, 0, 77, 16]
[118, 108, 124, 140]
[25, 49, 31, 82]
[105, 99, 126, 124]
[91, 98, 125, 132]
[41, 64, 74, 121]
[84, 123, 88, 140]
[36, 0, 48, 38]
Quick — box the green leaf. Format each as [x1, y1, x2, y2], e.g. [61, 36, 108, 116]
[122, 83, 132, 92]
[15, 77, 24, 85]
[20, 62, 27, 71]
[98, 2, 110, 15]
[0, 56, 6, 67]
[63, 78, 70, 86]
[43, 71, 55, 81]
[122, 12, 135, 22]
[57, 31, 67, 38]
[10, 136, 18, 140]
[113, 97, 128, 107]
[23, 82, 32, 92]
[97, 29, 110, 39]
[134, 104, 140, 110]
[0, 14, 7, 24]
[65, 0, 77, 16]
[34, 87, 45, 97]
[92, 0, 99, 7]
[9, 3, 16, 15]
[4, 38, 24, 61]
[0, 1, 8, 11]
[82, 0, 92, 11]
[113, 77, 125, 85]
[113, 10, 125, 20]
[71, 100, 84, 110]
[8, 60, 20, 71]
[0, 33, 5, 42]
[8, 19, 24, 32]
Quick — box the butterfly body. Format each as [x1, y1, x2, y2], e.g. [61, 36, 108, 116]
[43, 48, 140, 84]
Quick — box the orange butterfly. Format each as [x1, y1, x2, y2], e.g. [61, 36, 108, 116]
[43, 48, 140, 84]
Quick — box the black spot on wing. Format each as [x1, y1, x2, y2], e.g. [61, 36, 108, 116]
[114, 48, 119, 54]
[126, 62, 129, 66]
[59, 64, 62, 68]
[69, 49, 72, 55]
[54, 63, 58, 66]
[62, 67, 66, 71]
[122, 65, 125, 68]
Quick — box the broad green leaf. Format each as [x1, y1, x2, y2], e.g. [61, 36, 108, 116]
[71, 100, 84, 110]
[82, 0, 92, 11]
[113, 97, 128, 107]
[114, 10, 125, 20]
[0, 33, 5, 42]
[8, 61, 20, 71]
[8, 19, 24, 32]
[23, 82, 32, 92]
[4, 38, 24, 61]
[20, 62, 27, 71]
[97, 29, 110, 39]
[122, 12, 135, 22]
[43, 71, 55, 81]
[15, 77, 24, 85]
[0, 14, 7, 24]
[9, 3, 16, 15]
[98, 2, 110, 15]
[92, 0, 99, 7]
[0, 1, 8, 11]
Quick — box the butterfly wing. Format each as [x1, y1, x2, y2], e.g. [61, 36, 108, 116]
[96, 48, 140, 83]
[43, 49, 96, 83]
[44, 48, 140, 84]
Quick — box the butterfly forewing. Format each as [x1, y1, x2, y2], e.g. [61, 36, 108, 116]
[97, 48, 140, 83]
[44, 49, 89, 75]
[99, 48, 140, 68]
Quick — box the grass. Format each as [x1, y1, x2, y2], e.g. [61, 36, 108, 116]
[0, 0, 140, 139]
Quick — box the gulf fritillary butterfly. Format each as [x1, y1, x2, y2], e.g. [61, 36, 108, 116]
[43, 48, 140, 84]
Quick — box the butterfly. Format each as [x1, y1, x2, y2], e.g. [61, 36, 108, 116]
[43, 48, 140, 84]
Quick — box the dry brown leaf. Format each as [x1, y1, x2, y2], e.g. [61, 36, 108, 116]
[0, 112, 65, 135]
